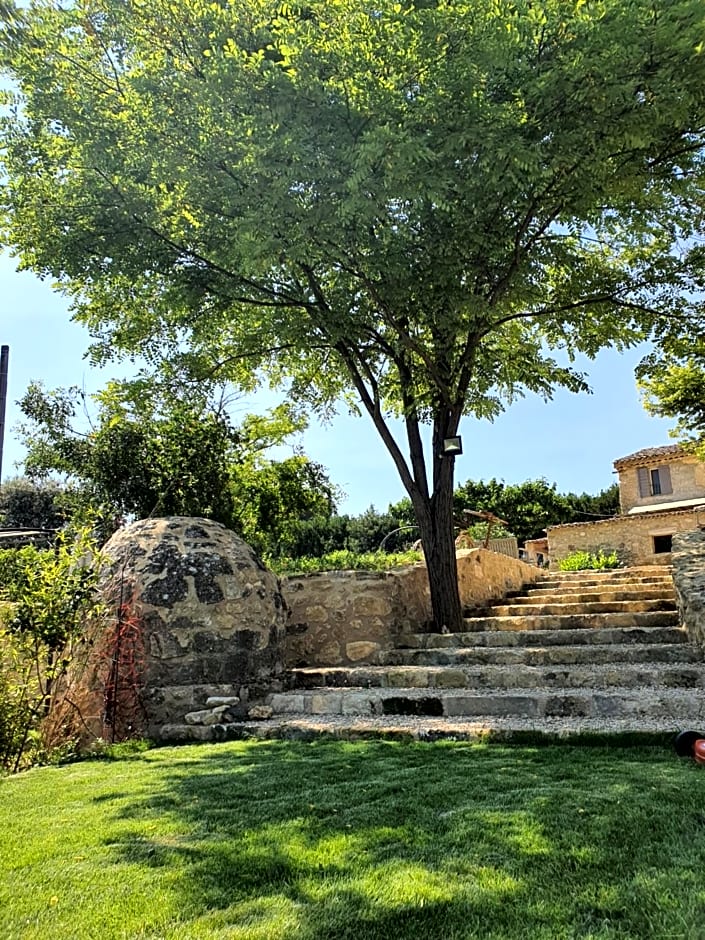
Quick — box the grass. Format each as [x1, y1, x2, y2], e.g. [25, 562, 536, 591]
[1, 739, 705, 939]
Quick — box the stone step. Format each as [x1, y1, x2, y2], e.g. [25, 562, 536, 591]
[501, 587, 675, 605]
[486, 599, 676, 617]
[157, 714, 692, 745]
[524, 577, 674, 596]
[398, 625, 688, 649]
[461, 610, 679, 632]
[381, 641, 701, 667]
[537, 565, 671, 582]
[267, 685, 705, 721]
[289, 661, 705, 692]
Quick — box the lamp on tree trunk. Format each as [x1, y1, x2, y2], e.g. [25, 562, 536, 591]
[440, 436, 462, 458]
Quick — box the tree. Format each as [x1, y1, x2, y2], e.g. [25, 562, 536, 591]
[18, 380, 240, 530]
[17, 380, 338, 546]
[0, 478, 66, 531]
[232, 454, 337, 556]
[564, 484, 620, 522]
[453, 478, 574, 543]
[2, 1, 705, 629]
[638, 339, 705, 459]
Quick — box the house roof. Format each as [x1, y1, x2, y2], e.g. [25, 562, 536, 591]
[547, 504, 705, 531]
[0, 527, 56, 544]
[613, 444, 684, 469]
[626, 497, 705, 515]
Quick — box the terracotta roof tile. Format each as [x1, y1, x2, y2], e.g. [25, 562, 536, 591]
[613, 444, 684, 469]
[547, 505, 703, 530]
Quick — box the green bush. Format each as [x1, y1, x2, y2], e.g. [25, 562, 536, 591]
[558, 550, 621, 571]
[268, 549, 423, 576]
[0, 627, 40, 772]
[0, 527, 105, 772]
[0, 528, 103, 651]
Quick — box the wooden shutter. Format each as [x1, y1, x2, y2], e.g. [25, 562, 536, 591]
[637, 467, 650, 497]
[658, 465, 673, 495]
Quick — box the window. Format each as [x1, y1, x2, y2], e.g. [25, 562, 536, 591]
[650, 469, 662, 495]
[653, 534, 673, 554]
[637, 465, 673, 498]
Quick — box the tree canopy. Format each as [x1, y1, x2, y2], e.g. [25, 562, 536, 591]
[389, 479, 620, 544]
[0, 477, 66, 531]
[638, 339, 705, 460]
[17, 380, 337, 550]
[2, 0, 705, 628]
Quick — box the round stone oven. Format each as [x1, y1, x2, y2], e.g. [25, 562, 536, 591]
[100, 517, 287, 736]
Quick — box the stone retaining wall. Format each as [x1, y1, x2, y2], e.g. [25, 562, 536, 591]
[672, 528, 705, 649]
[282, 548, 542, 667]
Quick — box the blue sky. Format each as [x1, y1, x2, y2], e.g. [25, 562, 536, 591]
[0, 250, 675, 514]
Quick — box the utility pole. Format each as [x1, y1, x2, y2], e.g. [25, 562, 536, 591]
[0, 345, 8, 484]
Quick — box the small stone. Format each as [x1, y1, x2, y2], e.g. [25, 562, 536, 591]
[205, 696, 240, 707]
[184, 709, 213, 725]
[346, 641, 381, 662]
[201, 710, 223, 726]
[248, 705, 274, 720]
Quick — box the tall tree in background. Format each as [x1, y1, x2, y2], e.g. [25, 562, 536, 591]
[2, 1, 705, 629]
[17, 380, 337, 547]
[0, 478, 66, 531]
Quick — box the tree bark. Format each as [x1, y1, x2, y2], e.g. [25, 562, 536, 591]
[404, 411, 464, 633]
[411, 482, 463, 632]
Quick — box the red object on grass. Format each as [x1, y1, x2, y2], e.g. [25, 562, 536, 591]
[694, 740, 705, 765]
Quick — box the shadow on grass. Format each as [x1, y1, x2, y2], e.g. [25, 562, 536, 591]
[100, 740, 705, 939]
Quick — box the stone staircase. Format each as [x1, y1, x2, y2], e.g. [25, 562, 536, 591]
[252, 565, 705, 742]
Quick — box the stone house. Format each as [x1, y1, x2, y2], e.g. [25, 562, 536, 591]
[547, 444, 705, 568]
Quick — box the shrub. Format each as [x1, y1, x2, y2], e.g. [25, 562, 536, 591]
[558, 550, 621, 571]
[0, 527, 105, 772]
[268, 549, 423, 576]
[0, 626, 41, 772]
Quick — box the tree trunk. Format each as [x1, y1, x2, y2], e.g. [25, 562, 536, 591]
[406, 418, 464, 633]
[335, 342, 465, 632]
[412, 486, 463, 632]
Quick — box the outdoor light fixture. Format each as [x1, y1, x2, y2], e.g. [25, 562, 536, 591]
[440, 435, 463, 458]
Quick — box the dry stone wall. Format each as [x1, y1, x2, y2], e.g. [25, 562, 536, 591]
[282, 548, 542, 667]
[68, 520, 543, 740]
[672, 528, 705, 649]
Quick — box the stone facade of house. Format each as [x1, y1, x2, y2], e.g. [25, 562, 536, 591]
[614, 444, 705, 514]
[547, 444, 705, 568]
[547, 507, 705, 568]
[523, 537, 549, 567]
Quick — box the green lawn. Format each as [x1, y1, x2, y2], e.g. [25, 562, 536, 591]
[1, 739, 704, 939]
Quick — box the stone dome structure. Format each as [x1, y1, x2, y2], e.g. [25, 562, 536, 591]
[98, 516, 287, 739]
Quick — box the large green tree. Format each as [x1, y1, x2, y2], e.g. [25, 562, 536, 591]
[17, 379, 337, 547]
[2, 1, 705, 629]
